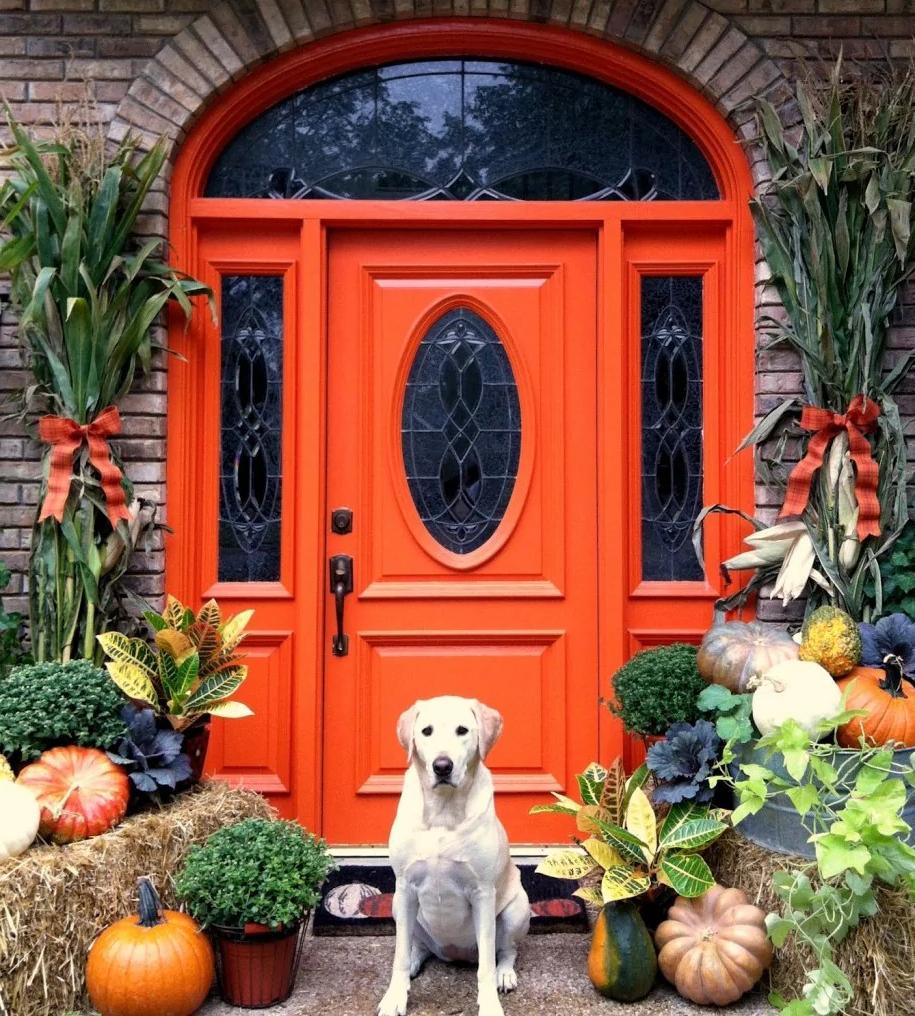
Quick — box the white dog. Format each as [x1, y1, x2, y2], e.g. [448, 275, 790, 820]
[378, 696, 530, 1016]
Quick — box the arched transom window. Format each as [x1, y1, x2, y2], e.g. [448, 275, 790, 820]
[206, 59, 720, 202]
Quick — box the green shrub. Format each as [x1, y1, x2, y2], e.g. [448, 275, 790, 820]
[0, 659, 127, 761]
[176, 818, 336, 929]
[878, 518, 915, 618]
[608, 644, 705, 737]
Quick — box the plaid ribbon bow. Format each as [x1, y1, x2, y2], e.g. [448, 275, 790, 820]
[37, 405, 131, 529]
[778, 394, 881, 540]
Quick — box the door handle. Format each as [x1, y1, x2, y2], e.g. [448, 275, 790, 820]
[329, 554, 353, 657]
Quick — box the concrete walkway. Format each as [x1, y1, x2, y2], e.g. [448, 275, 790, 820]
[200, 934, 773, 1015]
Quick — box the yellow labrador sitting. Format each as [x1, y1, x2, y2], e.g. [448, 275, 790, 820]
[378, 696, 530, 1016]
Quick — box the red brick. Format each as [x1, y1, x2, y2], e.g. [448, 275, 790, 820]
[0, 13, 60, 30]
[62, 14, 132, 34]
[135, 13, 197, 33]
[97, 35, 165, 57]
[25, 35, 94, 57]
[0, 58, 64, 79]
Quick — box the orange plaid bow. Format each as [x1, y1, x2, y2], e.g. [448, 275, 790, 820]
[778, 395, 881, 540]
[38, 406, 130, 529]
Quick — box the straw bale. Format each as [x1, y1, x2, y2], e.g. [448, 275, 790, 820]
[0, 780, 273, 1016]
[708, 828, 915, 1016]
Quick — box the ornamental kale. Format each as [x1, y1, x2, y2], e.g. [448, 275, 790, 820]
[647, 720, 722, 804]
[859, 612, 915, 678]
[108, 706, 192, 797]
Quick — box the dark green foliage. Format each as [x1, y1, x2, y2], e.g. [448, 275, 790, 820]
[0, 659, 128, 761]
[879, 519, 915, 618]
[608, 644, 705, 737]
[0, 563, 26, 675]
[176, 818, 336, 929]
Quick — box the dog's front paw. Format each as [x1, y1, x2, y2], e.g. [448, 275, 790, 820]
[378, 978, 410, 1016]
[477, 989, 505, 1016]
[497, 966, 518, 993]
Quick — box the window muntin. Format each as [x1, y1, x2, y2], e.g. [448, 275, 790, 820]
[401, 307, 522, 555]
[218, 275, 284, 582]
[206, 59, 719, 202]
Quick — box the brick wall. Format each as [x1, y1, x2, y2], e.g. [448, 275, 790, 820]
[0, 0, 912, 620]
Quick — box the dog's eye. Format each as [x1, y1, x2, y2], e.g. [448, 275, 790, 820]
[456, 726, 469, 736]
[421, 726, 433, 737]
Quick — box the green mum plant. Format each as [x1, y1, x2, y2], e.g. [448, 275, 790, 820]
[0, 659, 127, 762]
[97, 595, 253, 732]
[607, 644, 705, 738]
[176, 819, 336, 930]
[532, 760, 727, 904]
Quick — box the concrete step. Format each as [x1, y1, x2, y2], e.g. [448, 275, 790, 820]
[200, 933, 774, 1015]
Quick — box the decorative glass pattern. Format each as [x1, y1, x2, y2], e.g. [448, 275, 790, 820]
[402, 307, 521, 555]
[641, 276, 704, 581]
[206, 60, 718, 202]
[219, 275, 284, 582]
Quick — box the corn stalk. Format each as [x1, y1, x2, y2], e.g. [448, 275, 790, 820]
[0, 112, 213, 662]
[699, 58, 915, 621]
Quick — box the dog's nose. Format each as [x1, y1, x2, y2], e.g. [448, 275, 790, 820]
[432, 756, 454, 779]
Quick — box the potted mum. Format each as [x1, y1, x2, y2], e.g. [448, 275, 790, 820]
[176, 818, 335, 1007]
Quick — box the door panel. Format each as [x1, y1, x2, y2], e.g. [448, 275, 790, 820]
[323, 229, 599, 844]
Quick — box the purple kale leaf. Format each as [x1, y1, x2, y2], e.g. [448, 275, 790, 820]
[859, 613, 915, 679]
[646, 719, 721, 805]
[108, 706, 192, 797]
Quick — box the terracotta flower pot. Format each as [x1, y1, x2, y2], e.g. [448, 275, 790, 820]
[213, 919, 305, 1008]
[182, 721, 211, 783]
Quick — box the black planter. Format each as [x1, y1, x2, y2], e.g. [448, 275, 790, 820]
[183, 721, 211, 783]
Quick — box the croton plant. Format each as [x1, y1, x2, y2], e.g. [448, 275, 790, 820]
[97, 595, 253, 732]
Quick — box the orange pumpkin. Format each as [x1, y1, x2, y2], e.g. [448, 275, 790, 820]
[654, 885, 772, 1006]
[87, 877, 215, 1016]
[837, 664, 915, 748]
[17, 746, 129, 843]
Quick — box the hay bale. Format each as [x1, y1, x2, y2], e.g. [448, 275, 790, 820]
[0, 780, 273, 1016]
[708, 828, 915, 1016]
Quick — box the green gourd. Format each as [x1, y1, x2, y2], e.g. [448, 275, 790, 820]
[587, 901, 658, 1002]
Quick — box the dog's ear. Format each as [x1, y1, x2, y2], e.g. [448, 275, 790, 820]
[472, 700, 503, 760]
[396, 703, 419, 764]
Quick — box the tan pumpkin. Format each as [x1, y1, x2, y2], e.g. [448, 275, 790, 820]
[654, 885, 772, 1006]
[697, 621, 798, 693]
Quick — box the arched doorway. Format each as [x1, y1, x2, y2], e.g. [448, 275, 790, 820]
[167, 20, 755, 844]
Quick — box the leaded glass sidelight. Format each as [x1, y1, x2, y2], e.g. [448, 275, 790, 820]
[402, 307, 521, 555]
[206, 60, 719, 202]
[219, 275, 284, 582]
[641, 276, 704, 581]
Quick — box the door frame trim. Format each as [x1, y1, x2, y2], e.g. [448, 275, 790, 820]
[167, 23, 756, 834]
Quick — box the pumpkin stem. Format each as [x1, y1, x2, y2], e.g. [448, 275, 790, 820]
[879, 656, 910, 698]
[137, 876, 165, 928]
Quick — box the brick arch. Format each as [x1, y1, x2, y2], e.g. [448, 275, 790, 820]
[111, 0, 785, 183]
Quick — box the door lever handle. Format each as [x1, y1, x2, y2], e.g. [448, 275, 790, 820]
[329, 554, 353, 657]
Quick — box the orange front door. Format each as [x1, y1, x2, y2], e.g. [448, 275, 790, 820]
[323, 228, 599, 844]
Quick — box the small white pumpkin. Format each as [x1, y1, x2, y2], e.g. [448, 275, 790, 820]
[751, 660, 842, 737]
[0, 782, 41, 859]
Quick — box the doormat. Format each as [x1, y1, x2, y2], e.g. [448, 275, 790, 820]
[313, 864, 588, 937]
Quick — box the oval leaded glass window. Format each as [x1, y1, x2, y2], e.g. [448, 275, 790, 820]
[402, 307, 521, 555]
[206, 60, 719, 202]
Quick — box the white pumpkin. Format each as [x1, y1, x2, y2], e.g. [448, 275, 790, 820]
[0, 782, 41, 859]
[752, 660, 842, 737]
